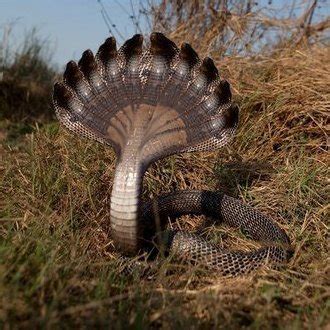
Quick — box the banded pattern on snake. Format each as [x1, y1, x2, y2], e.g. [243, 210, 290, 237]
[53, 33, 292, 276]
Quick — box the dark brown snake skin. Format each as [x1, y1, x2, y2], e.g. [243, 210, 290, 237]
[140, 191, 292, 276]
[53, 33, 292, 276]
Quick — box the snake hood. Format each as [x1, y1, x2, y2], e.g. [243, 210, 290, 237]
[53, 33, 239, 255]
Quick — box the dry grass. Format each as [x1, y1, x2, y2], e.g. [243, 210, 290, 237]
[0, 41, 329, 328]
[0, 1, 329, 327]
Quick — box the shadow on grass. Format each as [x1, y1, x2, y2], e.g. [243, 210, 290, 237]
[214, 159, 274, 197]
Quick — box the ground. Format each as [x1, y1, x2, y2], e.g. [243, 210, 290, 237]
[0, 43, 328, 328]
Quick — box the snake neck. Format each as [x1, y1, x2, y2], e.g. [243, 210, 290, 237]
[110, 121, 147, 255]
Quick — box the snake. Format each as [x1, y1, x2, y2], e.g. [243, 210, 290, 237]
[53, 32, 292, 276]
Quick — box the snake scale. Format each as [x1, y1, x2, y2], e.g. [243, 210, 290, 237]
[53, 33, 292, 276]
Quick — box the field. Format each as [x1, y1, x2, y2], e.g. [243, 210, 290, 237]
[0, 1, 329, 328]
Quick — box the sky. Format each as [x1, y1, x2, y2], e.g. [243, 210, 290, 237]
[0, 0, 328, 69]
[0, 0, 149, 68]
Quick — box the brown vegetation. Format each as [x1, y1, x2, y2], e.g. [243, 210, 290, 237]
[0, 0, 329, 328]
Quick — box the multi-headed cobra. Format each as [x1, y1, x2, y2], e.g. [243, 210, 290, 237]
[53, 33, 292, 276]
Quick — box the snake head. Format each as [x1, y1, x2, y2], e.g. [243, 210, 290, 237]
[53, 33, 239, 254]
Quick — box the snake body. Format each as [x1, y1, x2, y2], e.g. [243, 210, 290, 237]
[139, 191, 291, 276]
[53, 33, 292, 276]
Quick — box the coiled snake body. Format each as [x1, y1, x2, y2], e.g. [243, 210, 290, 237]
[53, 33, 292, 276]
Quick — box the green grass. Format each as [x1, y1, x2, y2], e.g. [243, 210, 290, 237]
[0, 39, 329, 329]
[1, 119, 328, 328]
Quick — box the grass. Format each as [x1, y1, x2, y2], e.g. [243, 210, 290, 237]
[0, 18, 329, 330]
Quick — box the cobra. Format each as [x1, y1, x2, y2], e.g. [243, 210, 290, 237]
[53, 33, 292, 276]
